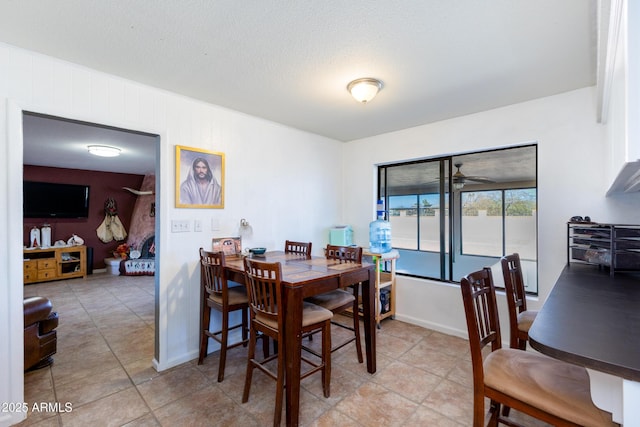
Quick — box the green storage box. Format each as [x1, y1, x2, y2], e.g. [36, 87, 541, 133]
[329, 225, 353, 246]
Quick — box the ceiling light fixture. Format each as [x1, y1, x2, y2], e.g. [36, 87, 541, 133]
[347, 78, 383, 103]
[87, 145, 121, 157]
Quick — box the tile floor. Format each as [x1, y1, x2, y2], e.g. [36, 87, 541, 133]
[18, 272, 551, 426]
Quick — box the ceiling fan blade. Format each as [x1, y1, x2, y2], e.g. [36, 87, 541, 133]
[465, 176, 494, 184]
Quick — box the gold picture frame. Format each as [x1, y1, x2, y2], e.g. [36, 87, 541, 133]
[175, 145, 224, 208]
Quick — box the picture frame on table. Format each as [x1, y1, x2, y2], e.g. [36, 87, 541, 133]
[175, 145, 224, 208]
[212, 237, 242, 257]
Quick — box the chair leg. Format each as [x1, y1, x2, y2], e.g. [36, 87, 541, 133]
[274, 341, 285, 427]
[262, 333, 270, 358]
[322, 321, 331, 398]
[352, 284, 363, 363]
[198, 306, 211, 365]
[487, 401, 500, 427]
[473, 394, 486, 427]
[242, 307, 249, 347]
[242, 326, 257, 403]
[518, 335, 527, 351]
[218, 310, 230, 382]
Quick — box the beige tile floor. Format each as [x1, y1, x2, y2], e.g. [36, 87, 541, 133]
[18, 272, 551, 426]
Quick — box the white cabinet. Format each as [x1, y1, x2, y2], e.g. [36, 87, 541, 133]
[603, 0, 640, 195]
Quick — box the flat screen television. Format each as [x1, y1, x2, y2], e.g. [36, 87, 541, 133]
[23, 181, 90, 218]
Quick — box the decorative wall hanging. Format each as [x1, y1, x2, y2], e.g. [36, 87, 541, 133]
[175, 145, 225, 209]
[96, 197, 128, 243]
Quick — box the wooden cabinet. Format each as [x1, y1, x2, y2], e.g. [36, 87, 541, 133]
[567, 223, 640, 276]
[23, 245, 87, 284]
[363, 249, 399, 328]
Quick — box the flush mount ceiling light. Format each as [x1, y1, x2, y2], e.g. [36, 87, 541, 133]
[87, 145, 121, 157]
[347, 78, 383, 103]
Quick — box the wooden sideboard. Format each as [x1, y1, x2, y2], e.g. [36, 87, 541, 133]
[23, 245, 87, 284]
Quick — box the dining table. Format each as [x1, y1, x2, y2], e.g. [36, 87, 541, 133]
[528, 263, 640, 426]
[224, 250, 377, 427]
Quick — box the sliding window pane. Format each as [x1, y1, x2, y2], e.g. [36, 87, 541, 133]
[389, 195, 418, 250]
[461, 190, 503, 257]
[418, 193, 441, 251]
[505, 188, 537, 260]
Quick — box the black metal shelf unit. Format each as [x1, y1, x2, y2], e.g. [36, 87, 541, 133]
[567, 222, 640, 276]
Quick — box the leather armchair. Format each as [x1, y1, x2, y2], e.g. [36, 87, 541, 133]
[24, 296, 58, 371]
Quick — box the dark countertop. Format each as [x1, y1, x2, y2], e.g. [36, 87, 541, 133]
[528, 263, 640, 382]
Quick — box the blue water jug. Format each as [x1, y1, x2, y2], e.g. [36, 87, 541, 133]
[369, 218, 391, 253]
[370, 199, 392, 253]
[370, 199, 391, 253]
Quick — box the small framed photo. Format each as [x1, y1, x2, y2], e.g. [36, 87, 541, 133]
[212, 237, 242, 257]
[175, 145, 224, 208]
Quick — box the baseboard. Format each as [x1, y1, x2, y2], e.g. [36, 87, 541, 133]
[393, 313, 468, 340]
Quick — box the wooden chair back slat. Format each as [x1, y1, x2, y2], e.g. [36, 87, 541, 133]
[243, 257, 282, 326]
[284, 240, 312, 258]
[325, 244, 363, 264]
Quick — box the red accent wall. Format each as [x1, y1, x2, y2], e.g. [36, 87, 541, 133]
[23, 165, 145, 272]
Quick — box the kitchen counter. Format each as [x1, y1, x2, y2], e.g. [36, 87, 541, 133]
[528, 263, 640, 425]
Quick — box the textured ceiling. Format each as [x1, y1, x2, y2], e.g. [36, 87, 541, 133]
[1, 0, 597, 144]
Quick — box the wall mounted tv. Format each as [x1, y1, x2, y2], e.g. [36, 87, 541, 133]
[23, 181, 90, 219]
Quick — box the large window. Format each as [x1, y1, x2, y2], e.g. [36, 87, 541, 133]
[378, 145, 538, 293]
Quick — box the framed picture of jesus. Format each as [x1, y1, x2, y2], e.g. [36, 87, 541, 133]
[175, 145, 225, 209]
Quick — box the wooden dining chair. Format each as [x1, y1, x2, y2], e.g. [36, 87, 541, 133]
[284, 240, 312, 258]
[460, 268, 614, 427]
[306, 244, 363, 363]
[242, 257, 333, 427]
[500, 253, 538, 350]
[198, 249, 249, 382]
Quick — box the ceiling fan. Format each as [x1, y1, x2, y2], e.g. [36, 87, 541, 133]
[452, 162, 494, 189]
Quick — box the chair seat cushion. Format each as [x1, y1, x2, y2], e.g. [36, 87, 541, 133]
[517, 310, 538, 333]
[209, 286, 248, 306]
[301, 301, 333, 326]
[307, 289, 355, 311]
[256, 302, 332, 329]
[484, 348, 613, 427]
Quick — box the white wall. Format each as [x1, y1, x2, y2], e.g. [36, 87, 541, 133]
[3, 37, 640, 427]
[0, 42, 342, 426]
[342, 87, 640, 338]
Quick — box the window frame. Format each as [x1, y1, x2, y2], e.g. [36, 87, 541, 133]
[377, 145, 538, 293]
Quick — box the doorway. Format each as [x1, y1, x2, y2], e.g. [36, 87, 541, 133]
[21, 111, 161, 391]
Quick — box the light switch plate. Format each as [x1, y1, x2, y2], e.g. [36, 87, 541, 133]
[171, 220, 191, 233]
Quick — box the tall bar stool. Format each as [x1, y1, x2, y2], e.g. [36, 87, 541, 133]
[500, 253, 538, 350]
[284, 240, 312, 258]
[306, 244, 363, 363]
[198, 248, 249, 382]
[460, 267, 613, 427]
[242, 257, 332, 427]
